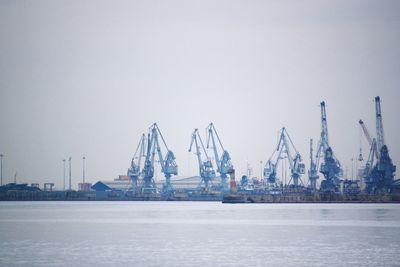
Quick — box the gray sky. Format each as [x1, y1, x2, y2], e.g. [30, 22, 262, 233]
[0, 0, 399, 189]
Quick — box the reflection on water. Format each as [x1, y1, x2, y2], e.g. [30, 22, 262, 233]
[0, 202, 399, 267]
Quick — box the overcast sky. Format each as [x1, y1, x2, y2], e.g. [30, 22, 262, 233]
[0, 0, 399, 189]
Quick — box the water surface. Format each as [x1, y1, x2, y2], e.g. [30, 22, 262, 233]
[0, 202, 399, 266]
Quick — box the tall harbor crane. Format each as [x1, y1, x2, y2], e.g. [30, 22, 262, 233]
[313, 101, 342, 192]
[360, 97, 396, 193]
[127, 134, 146, 191]
[206, 123, 234, 191]
[264, 127, 305, 187]
[142, 123, 178, 194]
[188, 129, 216, 190]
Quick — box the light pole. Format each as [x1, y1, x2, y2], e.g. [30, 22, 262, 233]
[260, 161, 263, 180]
[68, 157, 72, 190]
[0, 154, 3, 186]
[82, 156, 86, 184]
[63, 159, 66, 191]
[351, 158, 354, 181]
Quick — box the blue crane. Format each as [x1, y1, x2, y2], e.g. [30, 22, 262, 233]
[314, 101, 342, 193]
[264, 127, 305, 187]
[127, 133, 146, 192]
[188, 128, 216, 191]
[360, 97, 396, 193]
[142, 123, 178, 194]
[206, 123, 234, 192]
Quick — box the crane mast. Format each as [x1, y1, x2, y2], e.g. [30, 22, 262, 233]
[375, 96, 385, 156]
[189, 129, 216, 190]
[206, 123, 234, 192]
[315, 101, 330, 169]
[359, 120, 374, 149]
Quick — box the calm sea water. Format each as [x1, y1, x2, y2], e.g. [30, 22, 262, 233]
[0, 202, 399, 267]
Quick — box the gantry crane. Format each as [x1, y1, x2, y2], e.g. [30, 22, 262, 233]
[142, 123, 178, 194]
[206, 123, 234, 192]
[360, 97, 396, 193]
[188, 129, 216, 191]
[313, 101, 342, 192]
[264, 127, 305, 187]
[127, 134, 146, 192]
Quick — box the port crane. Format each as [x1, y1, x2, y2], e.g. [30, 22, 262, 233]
[312, 101, 342, 192]
[142, 123, 178, 194]
[206, 123, 234, 191]
[360, 97, 396, 193]
[264, 127, 305, 187]
[188, 128, 216, 190]
[127, 134, 146, 191]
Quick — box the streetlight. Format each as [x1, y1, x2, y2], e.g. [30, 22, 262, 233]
[68, 157, 72, 190]
[260, 161, 263, 180]
[0, 154, 3, 186]
[63, 159, 66, 191]
[82, 156, 86, 184]
[351, 158, 354, 181]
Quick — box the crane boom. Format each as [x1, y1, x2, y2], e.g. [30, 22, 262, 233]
[359, 120, 378, 160]
[189, 129, 204, 173]
[359, 120, 373, 147]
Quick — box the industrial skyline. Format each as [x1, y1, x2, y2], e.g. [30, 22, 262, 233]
[0, 0, 399, 188]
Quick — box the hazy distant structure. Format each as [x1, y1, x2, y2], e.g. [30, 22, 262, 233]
[360, 97, 396, 193]
[188, 128, 216, 191]
[0, 154, 3, 186]
[62, 159, 66, 191]
[68, 157, 72, 191]
[206, 123, 234, 192]
[308, 139, 318, 189]
[310, 101, 343, 193]
[82, 156, 86, 184]
[263, 127, 305, 187]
